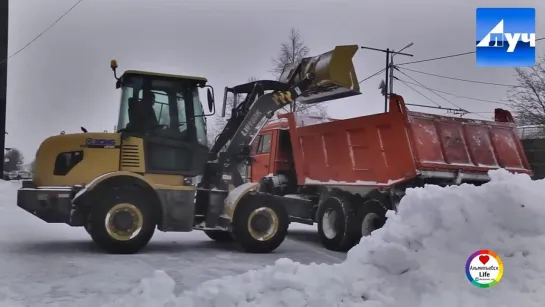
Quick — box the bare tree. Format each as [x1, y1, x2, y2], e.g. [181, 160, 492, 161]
[508, 56, 545, 125]
[4, 148, 24, 172]
[270, 28, 328, 116]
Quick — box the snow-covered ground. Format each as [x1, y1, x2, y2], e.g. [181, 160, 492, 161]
[0, 181, 343, 307]
[108, 169, 545, 307]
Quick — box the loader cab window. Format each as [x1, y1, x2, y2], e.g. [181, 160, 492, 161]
[177, 88, 207, 146]
[116, 73, 207, 146]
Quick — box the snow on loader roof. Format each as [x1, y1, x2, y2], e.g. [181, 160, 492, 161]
[105, 169, 545, 307]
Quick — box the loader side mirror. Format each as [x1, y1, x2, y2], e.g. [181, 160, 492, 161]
[194, 85, 216, 118]
[207, 88, 214, 112]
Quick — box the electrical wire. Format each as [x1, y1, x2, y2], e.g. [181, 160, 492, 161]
[397, 51, 475, 66]
[0, 0, 85, 66]
[359, 68, 385, 84]
[397, 79, 441, 107]
[397, 79, 511, 106]
[396, 37, 545, 66]
[396, 67, 519, 87]
[394, 68, 467, 111]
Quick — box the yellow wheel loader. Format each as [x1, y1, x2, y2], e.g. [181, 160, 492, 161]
[16, 45, 361, 254]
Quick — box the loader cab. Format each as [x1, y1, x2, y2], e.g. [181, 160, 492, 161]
[249, 120, 294, 182]
[115, 69, 213, 177]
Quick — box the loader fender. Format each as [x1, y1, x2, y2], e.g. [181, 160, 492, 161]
[72, 171, 156, 203]
[222, 182, 260, 222]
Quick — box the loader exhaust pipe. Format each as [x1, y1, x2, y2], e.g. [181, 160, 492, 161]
[278, 45, 361, 105]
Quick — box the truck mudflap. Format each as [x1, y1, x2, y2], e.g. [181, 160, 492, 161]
[17, 180, 78, 224]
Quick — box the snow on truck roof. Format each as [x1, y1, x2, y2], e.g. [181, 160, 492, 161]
[263, 115, 337, 131]
[110, 169, 545, 307]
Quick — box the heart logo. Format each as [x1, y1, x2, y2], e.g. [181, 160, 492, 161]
[479, 255, 490, 265]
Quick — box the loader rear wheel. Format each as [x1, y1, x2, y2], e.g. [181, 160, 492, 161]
[88, 186, 157, 254]
[204, 230, 234, 242]
[317, 195, 358, 252]
[231, 193, 289, 253]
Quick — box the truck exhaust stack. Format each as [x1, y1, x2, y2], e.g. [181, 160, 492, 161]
[278, 45, 361, 105]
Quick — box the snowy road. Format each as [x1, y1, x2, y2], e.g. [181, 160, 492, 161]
[0, 181, 344, 307]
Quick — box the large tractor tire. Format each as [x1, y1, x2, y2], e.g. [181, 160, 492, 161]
[317, 194, 358, 252]
[231, 192, 289, 253]
[87, 185, 157, 254]
[204, 230, 234, 242]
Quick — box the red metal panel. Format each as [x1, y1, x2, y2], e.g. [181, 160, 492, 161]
[489, 127, 527, 170]
[285, 111, 417, 186]
[408, 117, 445, 164]
[407, 111, 532, 174]
[274, 94, 532, 189]
[463, 124, 499, 168]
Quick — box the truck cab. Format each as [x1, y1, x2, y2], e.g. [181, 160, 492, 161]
[249, 116, 334, 188]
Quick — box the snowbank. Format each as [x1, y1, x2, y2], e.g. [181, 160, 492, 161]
[108, 169, 545, 307]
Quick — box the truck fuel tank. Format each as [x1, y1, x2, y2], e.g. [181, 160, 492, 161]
[278, 45, 361, 105]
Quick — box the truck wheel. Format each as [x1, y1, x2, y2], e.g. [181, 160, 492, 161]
[231, 194, 289, 253]
[204, 230, 234, 242]
[356, 196, 388, 241]
[317, 195, 357, 252]
[88, 186, 157, 254]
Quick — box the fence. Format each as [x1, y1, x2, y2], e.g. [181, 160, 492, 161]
[517, 125, 545, 139]
[517, 125, 545, 179]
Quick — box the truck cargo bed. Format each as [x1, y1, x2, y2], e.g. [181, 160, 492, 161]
[280, 95, 532, 187]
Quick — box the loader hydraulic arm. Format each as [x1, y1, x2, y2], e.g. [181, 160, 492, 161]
[201, 76, 314, 189]
[200, 44, 361, 189]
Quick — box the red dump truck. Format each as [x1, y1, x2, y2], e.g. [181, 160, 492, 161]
[248, 94, 533, 251]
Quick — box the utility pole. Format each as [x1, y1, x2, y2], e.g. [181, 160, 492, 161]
[0, 0, 7, 175]
[389, 42, 414, 97]
[360, 44, 413, 112]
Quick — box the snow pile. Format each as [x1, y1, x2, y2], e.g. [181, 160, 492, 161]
[108, 169, 545, 307]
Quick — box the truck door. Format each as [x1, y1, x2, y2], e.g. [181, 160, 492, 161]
[251, 132, 273, 181]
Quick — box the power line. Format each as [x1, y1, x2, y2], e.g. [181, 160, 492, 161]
[359, 68, 385, 84]
[397, 67, 518, 87]
[0, 0, 84, 66]
[394, 68, 467, 111]
[397, 79, 511, 106]
[397, 51, 475, 66]
[396, 37, 545, 66]
[398, 79, 493, 119]
[397, 79, 441, 107]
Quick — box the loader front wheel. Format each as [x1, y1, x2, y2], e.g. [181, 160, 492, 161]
[88, 186, 157, 254]
[231, 193, 289, 253]
[204, 230, 234, 242]
[317, 195, 358, 252]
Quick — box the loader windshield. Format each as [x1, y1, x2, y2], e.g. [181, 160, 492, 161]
[117, 73, 207, 146]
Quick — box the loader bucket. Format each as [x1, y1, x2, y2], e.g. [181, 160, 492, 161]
[278, 45, 361, 104]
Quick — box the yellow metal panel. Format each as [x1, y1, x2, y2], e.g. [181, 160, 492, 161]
[143, 174, 184, 186]
[122, 70, 207, 83]
[83, 171, 195, 192]
[120, 137, 145, 173]
[33, 133, 121, 187]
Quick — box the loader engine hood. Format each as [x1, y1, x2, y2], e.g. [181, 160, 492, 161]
[33, 132, 121, 187]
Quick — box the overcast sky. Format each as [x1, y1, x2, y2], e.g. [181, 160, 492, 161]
[6, 0, 545, 160]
